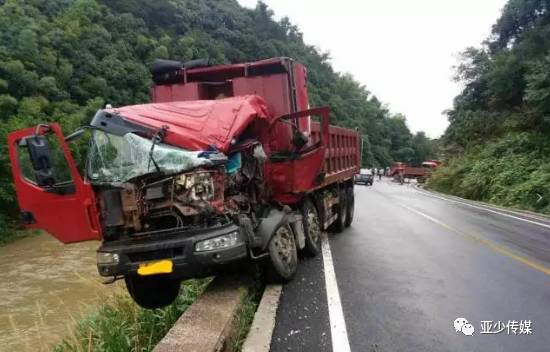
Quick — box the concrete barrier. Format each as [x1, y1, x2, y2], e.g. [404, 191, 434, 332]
[154, 276, 249, 352]
[242, 284, 282, 352]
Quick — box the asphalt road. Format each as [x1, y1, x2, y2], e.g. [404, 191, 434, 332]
[271, 178, 550, 352]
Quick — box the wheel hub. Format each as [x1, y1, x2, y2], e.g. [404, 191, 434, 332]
[307, 209, 320, 243]
[273, 227, 294, 265]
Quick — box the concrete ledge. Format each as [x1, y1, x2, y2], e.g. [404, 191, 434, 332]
[242, 284, 282, 352]
[154, 276, 248, 352]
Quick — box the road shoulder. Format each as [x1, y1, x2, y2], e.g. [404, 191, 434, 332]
[242, 284, 282, 352]
[416, 185, 550, 225]
[270, 251, 332, 352]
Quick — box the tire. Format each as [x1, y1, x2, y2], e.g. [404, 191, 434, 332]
[125, 274, 180, 309]
[267, 224, 298, 282]
[329, 188, 347, 233]
[345, 186, 354, 227]
[302, 199, 321, 257]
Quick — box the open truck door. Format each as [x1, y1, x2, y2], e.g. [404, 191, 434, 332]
[7, 123, 102, 243]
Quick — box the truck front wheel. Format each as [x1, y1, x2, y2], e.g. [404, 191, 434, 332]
[267, 224, 298, 282]
[125, 275, 180, 309]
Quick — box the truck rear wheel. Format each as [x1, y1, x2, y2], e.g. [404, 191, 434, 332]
[267, 224, 298, 282]
[329, 189, 347, 233]
[302, 199, 321, 257]
[345, 186, 354, 227]
[125, 275, 180, 309]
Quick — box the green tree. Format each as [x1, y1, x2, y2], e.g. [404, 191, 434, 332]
[0, 0, 428, 239]
[431, 0, 550, 214]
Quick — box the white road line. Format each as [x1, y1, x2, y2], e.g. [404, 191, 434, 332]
[399, 203, 550, 277]
[400, 203, 454, 230]
[415, 188, 550, 230]
[321, 234, 351, 352]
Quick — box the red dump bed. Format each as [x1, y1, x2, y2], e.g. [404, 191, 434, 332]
[402, 167, 427, 178]
[389, 162, 429, 178]
[311, 123, 360, 188]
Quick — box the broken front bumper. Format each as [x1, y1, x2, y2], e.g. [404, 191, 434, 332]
[96, 223, 248, 279]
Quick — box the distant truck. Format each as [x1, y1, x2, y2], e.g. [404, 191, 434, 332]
[388, 160, 440, 183]
[8, 57, 360, 308]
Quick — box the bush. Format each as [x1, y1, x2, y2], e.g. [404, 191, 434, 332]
[54, 279, 210, 352]
[427, 132, 550, 214]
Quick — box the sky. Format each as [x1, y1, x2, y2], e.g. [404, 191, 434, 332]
[237, 0, 509, 138]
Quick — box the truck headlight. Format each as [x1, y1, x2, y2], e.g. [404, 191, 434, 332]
[97, 252, 119, 265]
[195, 232, 240, 252]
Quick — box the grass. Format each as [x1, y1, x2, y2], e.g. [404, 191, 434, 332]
[0, 228, 41, 246]
[52, 274, 265, 352]
[226, 276, 264, 352]
[53, 279, 210, 352]
[427, 132, 550, 215]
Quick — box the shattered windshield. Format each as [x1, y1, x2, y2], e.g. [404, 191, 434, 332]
[88, 130, 212, 183]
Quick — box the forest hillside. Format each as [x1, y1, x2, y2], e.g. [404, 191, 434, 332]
[0, 0, 434, 237]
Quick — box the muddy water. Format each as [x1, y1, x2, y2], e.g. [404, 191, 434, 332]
[0, 233, 117, 351]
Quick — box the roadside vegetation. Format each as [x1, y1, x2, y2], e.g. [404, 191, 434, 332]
[226, 279, 264, 352]
[0, 228, 41, 246]
[0, 0, 434, 242]
[53, 279, 210, 352]
[428, 132, 550, 214]
[428, 0, 550, 214]
[53, 276, 264, 352]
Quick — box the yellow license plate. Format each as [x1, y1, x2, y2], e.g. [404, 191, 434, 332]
[137, 259, 173, 276]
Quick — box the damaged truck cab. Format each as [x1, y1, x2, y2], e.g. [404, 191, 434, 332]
[8, 57, 360, 308]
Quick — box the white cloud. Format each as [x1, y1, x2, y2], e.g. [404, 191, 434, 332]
[237, 0, 508, 138]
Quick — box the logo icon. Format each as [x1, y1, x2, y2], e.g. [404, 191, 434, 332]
[462, 323, 475, 336]
[454, 317, 475, 336]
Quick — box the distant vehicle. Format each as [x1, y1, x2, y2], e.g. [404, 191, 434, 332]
[421, 160, 441, 169]
[388, 161, 440, 183]
[355, 168, 373, 186]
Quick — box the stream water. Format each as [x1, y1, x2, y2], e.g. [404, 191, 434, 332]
[0, 233, 117, 351]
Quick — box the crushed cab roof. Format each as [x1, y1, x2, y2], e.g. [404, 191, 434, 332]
[105, 95, 271, 153]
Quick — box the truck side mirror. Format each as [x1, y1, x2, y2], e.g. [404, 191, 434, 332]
[65, 127, 87, 142]
[23, 135, 57, 187]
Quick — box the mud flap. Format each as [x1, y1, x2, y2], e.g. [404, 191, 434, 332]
[256, 206, 294, 251]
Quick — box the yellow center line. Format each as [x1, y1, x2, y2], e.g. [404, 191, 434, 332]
[400, 203, 550, 277]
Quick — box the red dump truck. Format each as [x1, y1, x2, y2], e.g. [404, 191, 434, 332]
[388, 161, 440, 183]
[7, 57, 360, 308]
